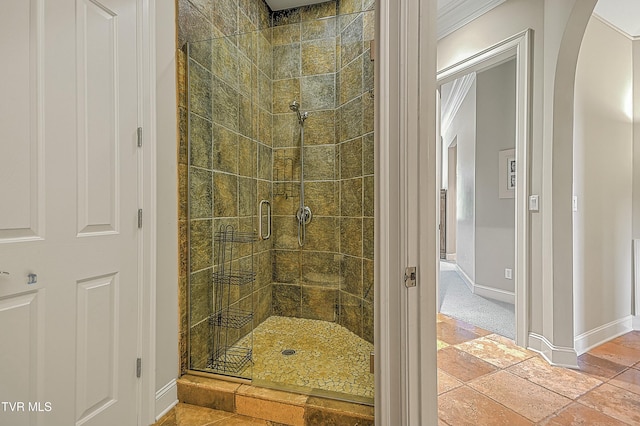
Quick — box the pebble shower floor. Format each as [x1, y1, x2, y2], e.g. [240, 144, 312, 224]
[236, 316, 374, 400]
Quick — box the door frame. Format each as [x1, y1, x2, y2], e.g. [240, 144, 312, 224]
[139, 0, 155, 423]
[375, 0, 438, 424]
[436, 29, 532, 347]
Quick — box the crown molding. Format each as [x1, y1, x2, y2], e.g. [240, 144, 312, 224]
[593, 13, 640, 41]
[437, 0, 506, 40]
[441, 72, 475, 144]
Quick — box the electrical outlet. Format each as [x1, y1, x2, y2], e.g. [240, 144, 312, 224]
[505, 268, 513, 280]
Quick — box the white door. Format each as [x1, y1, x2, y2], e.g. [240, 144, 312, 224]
[0, 0, 141, 425]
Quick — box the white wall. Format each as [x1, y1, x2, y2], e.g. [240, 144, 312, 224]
[154, 0, 179, 419]
[634, 39, 640, 240]
[573, 16, 633, 341]
[635, 39, 640, 325]
[475, 59, 516, 294]
[445, 80, 477, 281]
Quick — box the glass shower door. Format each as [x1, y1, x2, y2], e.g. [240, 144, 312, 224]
[186, 26, 273, 380]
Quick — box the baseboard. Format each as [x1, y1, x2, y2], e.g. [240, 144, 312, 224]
[473, 284, 515, 304]
[155, 378, 178, 421]
[633, 315, 640, 330]
[446, 253, 456, 261]
[454, 266, 515, 304]
[574, 316, 633, 355]
[454, 265, 475, 293]
[528, 333, 578, 368]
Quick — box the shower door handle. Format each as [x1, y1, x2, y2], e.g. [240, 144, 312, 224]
[259, 200, 271, 240]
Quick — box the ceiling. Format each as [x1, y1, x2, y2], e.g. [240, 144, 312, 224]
[594, 0, 640, 37]
[265, 0, 639, 38]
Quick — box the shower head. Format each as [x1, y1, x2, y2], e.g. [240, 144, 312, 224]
[289, 100, 307, 124]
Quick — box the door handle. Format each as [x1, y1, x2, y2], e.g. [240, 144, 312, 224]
[259, 200, 271, 240]
[0, 271, 9, 276]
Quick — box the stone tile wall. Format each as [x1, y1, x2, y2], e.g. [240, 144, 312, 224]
[269, 1, 374, 344]
[336, 2, 375, 343]
[177, 0, 273, 374]
[270, 1, 341, 324]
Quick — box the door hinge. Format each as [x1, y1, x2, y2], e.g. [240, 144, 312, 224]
[404, 266, 417, 288]
[137, 127, 143, 147]
[138, 209, 143, 229]
[136, 358, 142, 378]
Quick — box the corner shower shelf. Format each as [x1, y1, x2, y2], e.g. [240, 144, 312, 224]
[212, 270, 256, 286]
[208, 345, 252, 374]
[210, 224, 255, 377]
[209, 308, 254, 329]
[214, 229, 257, 243]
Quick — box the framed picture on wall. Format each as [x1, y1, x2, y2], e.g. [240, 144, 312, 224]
[499, 149, 515, 199]
[508, 158, 516, 189]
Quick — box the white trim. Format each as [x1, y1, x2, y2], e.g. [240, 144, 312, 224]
[155, 379, 178, 421]
[592, 13, 640, 41]
[139, 1, 158, 425]
[147, 0, 179, 425]
[474, 285, 515, 305]
[445, 253, 456, 261]
[454, 265, 515, 304]
[574, 316, 633, 355]
[454, 264, 474, 293]
[437, 0, 506, 40]
[416, 0, 439, 424]
[528, 333, 578, 368]
[441, 73, 476, 144]
[375, 0, 402, 424]
[437, 29, 532, 348]
[633, 316, 640, 330]
[376, 0, 438, 424]
[634, 239, 640, 316]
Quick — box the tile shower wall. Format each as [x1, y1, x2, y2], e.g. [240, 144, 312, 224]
[177, 0, 375, 375]
[177, 0, 273, 373]
[337, 2, 374, 343]
[270, 1, 341, 325]
[269, 1, 375, 344]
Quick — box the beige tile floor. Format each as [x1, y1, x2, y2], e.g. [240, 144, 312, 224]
[236, 316, 374, 400]
[154, 403, 271, 426]
[437, 313, 640, 425]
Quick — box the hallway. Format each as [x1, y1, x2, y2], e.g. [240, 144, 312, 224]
[439, 261, 515, 339]
[437, 314, 640, 425]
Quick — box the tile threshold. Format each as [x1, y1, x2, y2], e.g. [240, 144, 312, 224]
[172, 374, 374, 426]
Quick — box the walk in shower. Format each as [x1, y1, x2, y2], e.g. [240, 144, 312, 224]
[182, 1, 375, 403]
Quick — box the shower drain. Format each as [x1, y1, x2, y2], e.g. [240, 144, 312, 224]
[281, 349, 296, 356]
